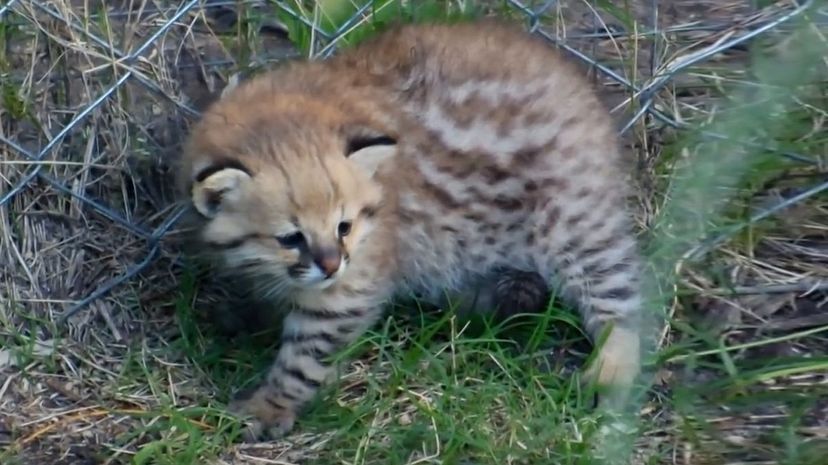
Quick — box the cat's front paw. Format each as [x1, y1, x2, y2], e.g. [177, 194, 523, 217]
[227, 386, 298, 441]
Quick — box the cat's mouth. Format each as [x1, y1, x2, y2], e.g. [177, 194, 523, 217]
[291, 260, 347, 290]
[302, 277, 339, 290]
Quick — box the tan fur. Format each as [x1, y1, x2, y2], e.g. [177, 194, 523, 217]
[179, 20, 644, 440]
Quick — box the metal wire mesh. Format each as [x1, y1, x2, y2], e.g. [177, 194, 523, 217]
[0, 0, 824, 321]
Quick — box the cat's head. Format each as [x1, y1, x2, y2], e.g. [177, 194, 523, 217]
[180, 84, 398, 294]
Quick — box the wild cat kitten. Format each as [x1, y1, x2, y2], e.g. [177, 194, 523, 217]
[179, 20, 644, 440]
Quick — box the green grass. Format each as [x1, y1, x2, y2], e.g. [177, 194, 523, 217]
[157, 289, 615, 465]
[73, 279, 822, 465]
[273, 0, 483, 56]
[0, 22, 31, 121]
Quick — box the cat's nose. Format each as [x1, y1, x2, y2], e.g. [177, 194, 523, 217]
[313, 249, 341, 278]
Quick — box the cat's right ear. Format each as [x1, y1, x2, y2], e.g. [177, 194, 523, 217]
[190, 161, 252, 218]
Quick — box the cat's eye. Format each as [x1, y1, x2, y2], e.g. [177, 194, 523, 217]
[338, 221, 352, 237]
[276, 232, 306, 249]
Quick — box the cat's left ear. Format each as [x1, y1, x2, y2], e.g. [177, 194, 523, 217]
[343, 126, 398, 178]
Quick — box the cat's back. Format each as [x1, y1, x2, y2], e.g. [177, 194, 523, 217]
[333, 20, 621, 171]
[337, 20, 583, 87]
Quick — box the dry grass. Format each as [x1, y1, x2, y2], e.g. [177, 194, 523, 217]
[1, 1, 827, 464]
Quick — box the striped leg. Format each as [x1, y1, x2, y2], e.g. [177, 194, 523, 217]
[550, 233, 644, 407]
[229, 305, 381, 440]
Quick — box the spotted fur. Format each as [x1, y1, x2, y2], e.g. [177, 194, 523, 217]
[179, 20, 644, 440]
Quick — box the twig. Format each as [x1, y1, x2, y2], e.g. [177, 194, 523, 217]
[700, 280, 828, 296]
[665, 325, 828, 363]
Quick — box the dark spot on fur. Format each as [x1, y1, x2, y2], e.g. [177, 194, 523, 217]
[583, 260, 632, 277]
[558, 145, 579, 159]
[543, 206, 562, 230]
[512, 147, 541, 167]
[576, 187, 594, 197]
[281, 365, 322, 389]
[464, 212, 485, 222]
[282, 330, 340, 346]
[603, 261, 632, 275]
[587, 216, 609, 232]
[420, 178, 461, 209]
[480, 222, 499, 233]
[594, 286, 635, 301]
[399, 209, 427, 225]
[565, 212, 588, 228]
[481, 164, 511, 184]
[540, 178, 569, 191]
[492, 195, 522, 211]
[296, 344, 331, 360]
[335, 322, 360, 336]
[442, 149, 480, 179]
[505, 221, 523, 232]
[523, 110, 547, 126]
[560, 115, 580, 132]
[559, 235, 585, 256]
[452, 164, 477, 179]
[300, 307, 365, 319]
[277, 389, 303, 403]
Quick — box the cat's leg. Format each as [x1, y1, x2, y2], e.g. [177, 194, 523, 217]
[228, 304, 382, 440]
[437, 268, 549, 318]
[488, 267, 551, 320]
[198, 277, 283, 337]
[538, 228, 644, 408]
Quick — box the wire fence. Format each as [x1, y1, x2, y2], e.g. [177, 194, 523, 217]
[0, 0, 825, 323]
